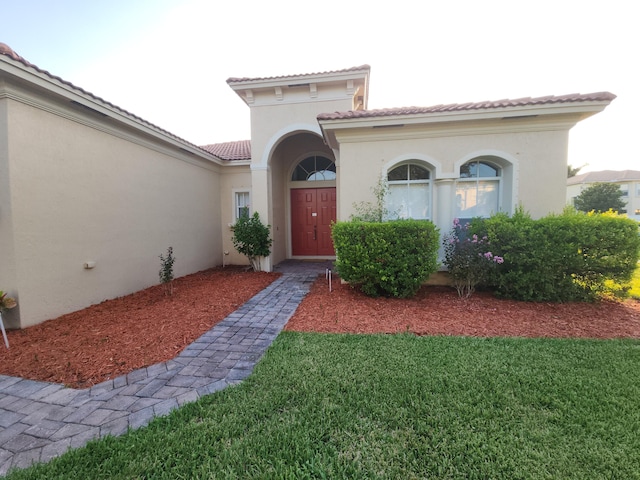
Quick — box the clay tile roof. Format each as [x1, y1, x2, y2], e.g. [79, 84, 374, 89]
[567, 170, 640, 185]
[0, 43, 217, 157]
[317, 92, 617, 121]
[226, 65, 370, 84]
[200, 140, 251, 161]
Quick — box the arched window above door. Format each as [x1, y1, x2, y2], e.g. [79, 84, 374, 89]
[291, 155, 336, 181]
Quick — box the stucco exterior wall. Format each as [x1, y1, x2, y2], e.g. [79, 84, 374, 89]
[335, 123, 570, 236]
[2, 97, 222, 328]
[219, 164, 252, 266]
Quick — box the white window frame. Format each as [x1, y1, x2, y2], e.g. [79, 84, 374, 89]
[234, 190, 251, 220]
[386, 162, 432, 220]
[455, 160, 502, 219]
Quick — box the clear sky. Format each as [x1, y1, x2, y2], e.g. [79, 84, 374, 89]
[3, 0, 638, 173]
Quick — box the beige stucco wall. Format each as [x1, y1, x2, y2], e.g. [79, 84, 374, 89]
[334, 122, 570, 237]
[248, 96, 356, 269]
[219, 164, 252, 266]
[2, 96, 222, 328]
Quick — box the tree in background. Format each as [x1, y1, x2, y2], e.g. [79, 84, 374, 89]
[567, 163, 587, 178]
[574, 182, 626, 213]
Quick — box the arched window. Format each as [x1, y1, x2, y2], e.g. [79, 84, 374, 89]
[456, 159, 501, 218]
[386, 163, 431, 220]
[291, 155, 336, 181]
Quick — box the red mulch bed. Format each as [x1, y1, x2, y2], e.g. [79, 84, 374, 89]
[2, 269, 639, 389]
[0, 267, 279, 389]
[285, 275, 640, 339]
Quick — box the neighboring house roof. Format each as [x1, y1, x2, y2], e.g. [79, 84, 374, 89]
[0, 42, 221, 161]
[200, 140, 251, 161]
[317, 92, 617, 121]
[567, 170, 640, 185]
[226, 65, 371, 84]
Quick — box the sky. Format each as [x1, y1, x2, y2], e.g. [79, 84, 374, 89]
[2, 0, 638, 173]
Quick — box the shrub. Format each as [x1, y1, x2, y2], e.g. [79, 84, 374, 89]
[159, 247, 175, 296]
[232, 212, 273, 272]
[474, 208, 640, 301]
[443, 219, 504, 298]
[332, 219, 439, 298]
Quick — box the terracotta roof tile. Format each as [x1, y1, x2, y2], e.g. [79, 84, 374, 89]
[567, 170, 640, 185]
[200, 140, 251, 161]
[317, 92, 617, 121]
[226, 65, 370, 84]
[0, 43, 216, 157]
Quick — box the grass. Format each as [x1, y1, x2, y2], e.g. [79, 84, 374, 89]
[7, 333, 640, 479]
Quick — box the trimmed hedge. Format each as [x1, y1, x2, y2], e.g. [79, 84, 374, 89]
[471, 209, 640, 301]
[332, 220, 440, 298]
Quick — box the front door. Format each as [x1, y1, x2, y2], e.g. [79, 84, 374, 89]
[291, 187, 336, 256]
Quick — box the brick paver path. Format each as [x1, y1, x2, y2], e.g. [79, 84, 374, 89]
[0, 261, 331, 476]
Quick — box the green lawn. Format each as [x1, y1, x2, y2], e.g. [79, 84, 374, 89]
[8, 333, 640, 479]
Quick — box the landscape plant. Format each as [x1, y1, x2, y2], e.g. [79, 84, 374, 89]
[443, 218, 503, 297]
[332, 219, 439, 297]
[350, 175, 398, 222]
[159, 247, 175, 296]
[232, 212, 273, 272]
[573, 182, 626, 213]
[475, 207, 640, 301]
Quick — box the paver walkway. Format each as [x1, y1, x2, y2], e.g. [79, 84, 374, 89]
[0, 260, 332, 476]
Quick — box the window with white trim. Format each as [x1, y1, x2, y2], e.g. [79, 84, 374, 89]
[235, 191, 250, 219]
[386, 163, 431, 220]
[455, 159, 501, 219]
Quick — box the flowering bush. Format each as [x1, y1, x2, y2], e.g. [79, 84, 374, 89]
[443, 219, 503, 298]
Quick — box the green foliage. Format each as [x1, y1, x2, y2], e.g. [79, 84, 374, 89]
[630, 264, 640, 300]
[232, 212, 273, 272]
[574, 182, 626, 213]
[472, 208, 640, 301]
[443, 219, 504, 297]
[567, 163, 586, 178]
[158, 247, 175, 296]
[350, 175, 398, 222]
[332, 219, 439, 297]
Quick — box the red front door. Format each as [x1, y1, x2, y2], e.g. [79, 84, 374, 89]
[291, 187, 336, 256]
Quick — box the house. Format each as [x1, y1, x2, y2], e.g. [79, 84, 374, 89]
[567, 170, 640, 221]
[0, 42, 615, 328]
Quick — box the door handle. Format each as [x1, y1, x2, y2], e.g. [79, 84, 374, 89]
[313, 225, 317, 241]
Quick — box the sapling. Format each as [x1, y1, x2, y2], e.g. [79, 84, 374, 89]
[159, 247, 175, 295]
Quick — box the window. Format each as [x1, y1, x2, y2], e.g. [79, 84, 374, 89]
[620, 184, 629, 197]
[456, 159, 501, 218]
[291, 155, 336, 181]
[235, 191, 250, 219]
[636, 183, 640, 197]
[386, 163, 431, 220]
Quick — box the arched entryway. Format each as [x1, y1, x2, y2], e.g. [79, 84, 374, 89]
[289, 155, 336, 256]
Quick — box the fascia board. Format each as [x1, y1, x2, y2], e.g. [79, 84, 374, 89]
[318, 101, 612, 133]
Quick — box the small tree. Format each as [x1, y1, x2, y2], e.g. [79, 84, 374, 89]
[350, 175, 398, 222]
[159, 247, 175, 296]
[574, 182, 626, 213]
[232, 212, 273, 271]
